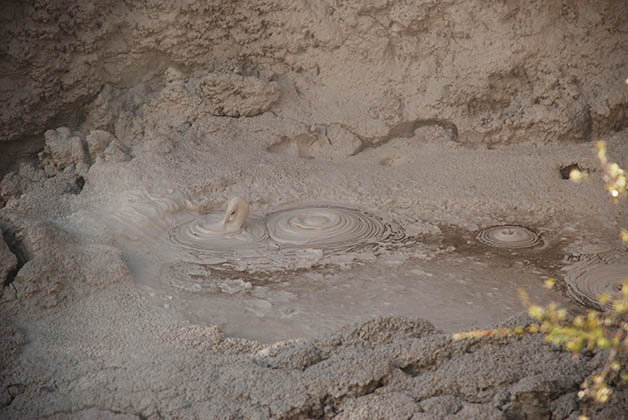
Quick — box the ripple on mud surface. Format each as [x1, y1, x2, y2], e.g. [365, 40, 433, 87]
[476, 225, 542, 249]
[104, 192, 407, 274]
[563, 253, 628, 310]
[168, 204, 404, 258]
[265, 205, 401, 251]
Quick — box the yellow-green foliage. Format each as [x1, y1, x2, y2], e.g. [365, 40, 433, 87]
[522, 282, 628, 409]
[546, 141, 627, 416]
[453, 141, 628, 419]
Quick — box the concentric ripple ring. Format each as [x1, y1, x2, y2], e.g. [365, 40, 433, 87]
[265, 206, 394, 251]
[476, 225, 542, 249]
[564, 254, 628, 310]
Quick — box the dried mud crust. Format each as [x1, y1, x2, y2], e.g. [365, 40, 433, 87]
[0, 303, 621, 420]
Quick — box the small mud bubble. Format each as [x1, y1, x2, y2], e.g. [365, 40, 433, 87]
[476, 225, 542, 249]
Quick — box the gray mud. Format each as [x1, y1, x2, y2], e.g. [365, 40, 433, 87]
[2, 1, 628, 419]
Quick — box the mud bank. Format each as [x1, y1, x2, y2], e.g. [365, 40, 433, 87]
[2, 1, 628, 419]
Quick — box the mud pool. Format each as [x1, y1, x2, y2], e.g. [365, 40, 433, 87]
[143, 250, 569, 343]
[13, 112, 628, 347]
[67, 187, 599, 343]
[50, 115, 626, 344]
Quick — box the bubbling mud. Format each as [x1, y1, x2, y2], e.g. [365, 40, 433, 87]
[98, 192, 407, 274]
[265, 205, 401, 251]
[73, 190, 574, 341]
[168, 203, 404, 261]
[169, 213, 270, 253]
[563, 252, 628, 310]
[476, 225, 542, 249]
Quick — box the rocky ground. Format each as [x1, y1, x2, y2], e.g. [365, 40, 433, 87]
[2, 1, 628, 419]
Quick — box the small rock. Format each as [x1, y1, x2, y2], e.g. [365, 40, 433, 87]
[85, 129, 117, 158]
[257, 343, 323, 371]
[103, 139, 131, 162]
[219, 279, 252, 295]
[62, 176, 85, 195]
[0, 172, 24, 203]
[406, 221, 442, 236]
[39, 127, 88, 175]
[420, 395, 463, 416]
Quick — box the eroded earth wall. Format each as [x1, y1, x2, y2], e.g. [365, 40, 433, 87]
[1, 0, 627, 161]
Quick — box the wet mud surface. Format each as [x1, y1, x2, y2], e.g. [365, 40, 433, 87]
[74, 191, 603, 342]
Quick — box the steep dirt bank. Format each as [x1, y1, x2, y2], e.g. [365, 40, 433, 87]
[1, 1, 627, 154]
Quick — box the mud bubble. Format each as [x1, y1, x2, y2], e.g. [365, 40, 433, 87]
[476, 225, 543, 249]
[168, 203, 405, 260]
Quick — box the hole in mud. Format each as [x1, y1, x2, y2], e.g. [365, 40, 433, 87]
[75, 175, 85, 190]
[559, 162, 582, 180]
[1, 228, 28, 288]
[63, 176, 85, 195]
